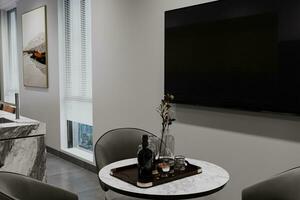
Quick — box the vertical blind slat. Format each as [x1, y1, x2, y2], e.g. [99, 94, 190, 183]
[63, 0, 92, 102]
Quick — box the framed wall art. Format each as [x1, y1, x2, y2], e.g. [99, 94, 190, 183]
[22, 6, 48, 88]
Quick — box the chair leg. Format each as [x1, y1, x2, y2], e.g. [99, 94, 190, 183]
[104, 191, 108, 200]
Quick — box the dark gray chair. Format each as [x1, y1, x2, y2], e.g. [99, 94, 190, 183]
[94, 128, 157, 199]
[242, 167, 300, 200]
[0, 171, 78, 200]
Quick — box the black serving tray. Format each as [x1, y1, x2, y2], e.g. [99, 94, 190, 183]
[110, 161, 202, 188]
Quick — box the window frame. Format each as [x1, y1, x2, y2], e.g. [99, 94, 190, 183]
[58, 0, 93, 161]
[1, 8, 19, 104]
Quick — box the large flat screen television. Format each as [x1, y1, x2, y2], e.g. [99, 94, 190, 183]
[165, 0, 300, 115]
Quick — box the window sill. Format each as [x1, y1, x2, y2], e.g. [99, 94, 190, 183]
[62, 147, 94, 164]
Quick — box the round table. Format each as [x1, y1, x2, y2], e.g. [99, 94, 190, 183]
[98, 158, 229, 199]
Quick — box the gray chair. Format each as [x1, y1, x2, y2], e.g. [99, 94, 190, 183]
[0, 171, 78, 200]
[94, 128, 157, 199]
[242, 167, 300, 200]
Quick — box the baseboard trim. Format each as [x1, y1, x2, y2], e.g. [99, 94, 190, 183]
[46, 146, 97, 173]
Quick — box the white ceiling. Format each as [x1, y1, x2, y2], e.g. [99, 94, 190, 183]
[0, 0, 18, 11]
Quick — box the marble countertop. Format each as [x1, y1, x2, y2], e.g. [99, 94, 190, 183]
[0, 110, 45, 141]
[99, 158, 229, 199]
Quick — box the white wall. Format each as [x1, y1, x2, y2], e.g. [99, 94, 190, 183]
[15, 0, 300, 199]
[17, 0, 61, 150]
[92, 0, 300, 200]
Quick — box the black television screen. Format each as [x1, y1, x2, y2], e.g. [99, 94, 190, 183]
[165, 0, 300, 115]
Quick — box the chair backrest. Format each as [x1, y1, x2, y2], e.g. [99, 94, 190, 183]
[0, 171, 78, 200]
[95, 128, 156, 172]
[94, 128, 156, 191]
[242, 167, 300, 200]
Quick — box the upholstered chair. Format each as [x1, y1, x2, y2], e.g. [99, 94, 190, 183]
[95, 128, 157, 200]
[0, 171, 78, 200]
[242, 167, 300, 200]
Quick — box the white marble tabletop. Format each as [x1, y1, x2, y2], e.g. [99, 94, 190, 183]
[99, 158, 229, 199]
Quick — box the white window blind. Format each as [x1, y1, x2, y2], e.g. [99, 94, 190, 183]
[61, 0, 92, 125]
[1, 9, 19, 104]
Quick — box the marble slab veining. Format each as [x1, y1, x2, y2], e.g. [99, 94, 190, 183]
[0, 110, 45, 140]
[99, 158, 230, 198]
[0, 136, 46, 181]
[0, 111, 46, 181]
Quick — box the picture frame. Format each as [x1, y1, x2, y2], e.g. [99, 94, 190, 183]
[22, 6, 48, 88]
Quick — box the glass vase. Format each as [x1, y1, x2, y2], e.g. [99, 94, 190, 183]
[148, 135, 160, 161]
[158, 128, 175, 160]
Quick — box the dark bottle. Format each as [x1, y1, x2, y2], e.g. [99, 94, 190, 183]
[137, 135, 153, 183]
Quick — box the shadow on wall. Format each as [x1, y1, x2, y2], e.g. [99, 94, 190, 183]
[175, 104, 300, 143]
